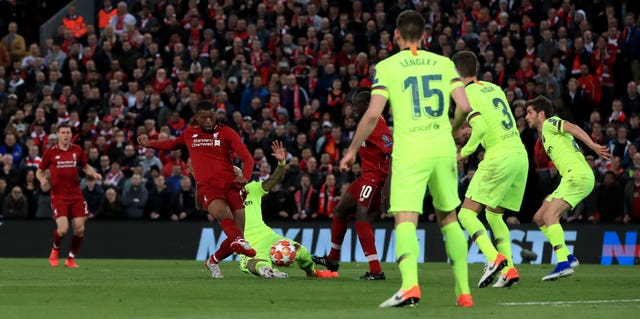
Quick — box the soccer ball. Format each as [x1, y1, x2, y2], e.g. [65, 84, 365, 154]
[270, 239, 297, 267]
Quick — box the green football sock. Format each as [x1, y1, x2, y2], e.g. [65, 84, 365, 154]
[395, 222, 419, 290]
[539, 225, 548, 237]
[458, 208, 498, 262]
[486, 211, 513, 270]
[295, 244, 315, 275]
[546, 223, 569, 262]
[441, 222, 470, 296]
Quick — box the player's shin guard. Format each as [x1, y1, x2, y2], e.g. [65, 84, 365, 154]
[213, 237, 234, 262]
[53, 231, 63, 250]
[395, 222, 419, 290]
[458, 208, 498, 262]
[69, 235, 83, 257]
[328, 216, 348, 261]
[546, 223, 569, 262]
[356, 221, 382, 274]
[441, 222, 471, 296]
[486, 211, 514, 270]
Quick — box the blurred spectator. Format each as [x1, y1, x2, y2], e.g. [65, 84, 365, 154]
[98, 187, 122, 219]
[624, 165, 640, 223]
[621, 81, 640, 116]
[170, 176, 197, 221]
[2, 186, 28, 219]
[593, 171, 624, 223]
[1, 22, 25, 64]
[98, 0, 118, 32]
[62, 5, 87, 40]
[110, 1, 136, 35]
[82, 175, 105, 219]
[316, 173, 338, 220]
[122, 173, 148, 219]
[148, 175, 173, 220]
[0, 154, 20, 188]
[22, 169, 38, 218]
[0, 132, 23, 166]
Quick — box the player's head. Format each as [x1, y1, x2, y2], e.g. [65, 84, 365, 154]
[56, 123, 73, 146]
[451, 51, 478, 78]
[195, 101, 215, 132]
[395, 10, 425, 44]
[351, 87, 371, 122]
[524, 96, 554, 129]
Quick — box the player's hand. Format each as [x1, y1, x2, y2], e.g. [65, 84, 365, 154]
[339, 149, 356, 172]
[594, 144, 611, 161]
[137, 134, 150, 147]
[38, 177, 48, 187]
[92, 173, 103, 181]
[235, 175, 248, 186]
[271, 140, 286, 162]
[457, 152, 467, 164]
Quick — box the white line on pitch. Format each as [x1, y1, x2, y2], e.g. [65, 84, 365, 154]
[499, 299, 640, 306]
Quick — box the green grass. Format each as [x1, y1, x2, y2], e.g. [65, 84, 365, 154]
[0, 259, 638, 319]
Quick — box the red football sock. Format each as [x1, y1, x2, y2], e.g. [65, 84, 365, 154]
[328, 216, 348, 261]
[53, 231, 63, 250]
[69, 235, 83, 258]
[220, 218, 243, 241]
[212, 237, 234, 263]
[356, 221, 382, 274]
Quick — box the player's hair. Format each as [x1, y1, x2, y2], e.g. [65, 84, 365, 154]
[396, 10, 425, 42]
[58, 123, 72, 131]
[451, 51, 478, 78]
[525, 96, 554, 118]
[196, 101, 213, 113]
[351, 87, 372, 120]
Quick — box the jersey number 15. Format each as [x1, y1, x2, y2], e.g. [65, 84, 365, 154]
[404, 75, 444, 118]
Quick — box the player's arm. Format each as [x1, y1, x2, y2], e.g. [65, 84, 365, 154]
[36, 149, 50, 186]
[451, 86, 472, 131]
[460, 112, 486, 158]
[227, 128, 254, 182]
[138, 134, 185, 150]
[262, 141, 286, 192]
[36, 168, 47, 186]
[562, 121, 611, 160]
[82, 164, 103, 180]
[349, 94, 386, 154]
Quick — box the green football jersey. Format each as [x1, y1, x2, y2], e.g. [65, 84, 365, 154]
[542, 116, 592, 176]
[372, 49, 463, 160]
[242, 181, 272, 242]
[462, 81, 524, 157]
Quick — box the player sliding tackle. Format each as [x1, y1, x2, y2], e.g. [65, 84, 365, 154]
[451, 51, 528, 288]
[138, 101, 256, 279]
[313, 88, 391, 280]
[340, 10, 473, 308]
[524, 96, 610, 281]
[237, 141, 335, 279]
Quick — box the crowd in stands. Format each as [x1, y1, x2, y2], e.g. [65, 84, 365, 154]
[0, 0, 640, 224]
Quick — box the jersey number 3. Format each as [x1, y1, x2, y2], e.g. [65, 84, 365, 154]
[493, 98, 514, 130]
[404, 75, 444, 118]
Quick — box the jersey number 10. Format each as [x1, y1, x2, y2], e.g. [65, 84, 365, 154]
[404, 75, 444, 118]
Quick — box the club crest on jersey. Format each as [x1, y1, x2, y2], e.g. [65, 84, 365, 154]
[55, 155, 60, 159]
[361, 141, 367, 147]
[382, 134, 392, 147]
[192, 134, 198, 138]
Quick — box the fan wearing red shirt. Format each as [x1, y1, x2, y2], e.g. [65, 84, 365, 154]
[138, 102, 256, 278]
[313, 89, 392, 280]
[37, 124, 103, 268]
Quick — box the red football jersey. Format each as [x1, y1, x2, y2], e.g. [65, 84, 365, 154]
[359, 117, 392, 181]
[39, 144, 87, 199]
[150, 125, 253, 187]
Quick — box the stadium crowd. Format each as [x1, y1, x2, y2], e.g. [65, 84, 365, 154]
[0, 0, 639, 224]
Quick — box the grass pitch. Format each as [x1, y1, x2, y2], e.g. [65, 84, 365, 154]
[0, 259, 638, 319]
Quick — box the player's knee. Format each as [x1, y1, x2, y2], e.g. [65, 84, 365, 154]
[457, 209, 475, 224]
[74, 226, 85, 237]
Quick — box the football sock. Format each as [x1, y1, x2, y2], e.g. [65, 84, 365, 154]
[547, 223, 569, 262]
[69, 235, 83, 257]
[458, 208, 498, 262]
[486, 211, 514, 270]
[395, 222, 419, 290]
[441, 222, 470, 296]
[328, 216, 348, 261]
[220, 218, 243, 240]
[213, 237, 234, 262]
[295, 244, 315, 275]
[355, 221, 382, 273]
[53, 231, 63, 250]
[539, 225, 548, 237]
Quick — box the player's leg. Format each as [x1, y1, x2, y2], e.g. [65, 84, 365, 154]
[379, 160, 424, 308]
[49, 200, 70, 267]
[64, 200, 90, 268]
[314, 190, 357, 271]
[354, 191, 384, 280]
[486, 206, 519, 287]
[430, 157, 472, 306]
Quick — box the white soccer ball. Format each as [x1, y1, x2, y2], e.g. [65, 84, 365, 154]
[270, 239, 297, 267]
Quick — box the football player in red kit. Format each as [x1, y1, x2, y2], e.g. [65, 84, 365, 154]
[138, 101, 255, 278]
[37, 124, 103, 268]
[313, 88, 392, 279]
